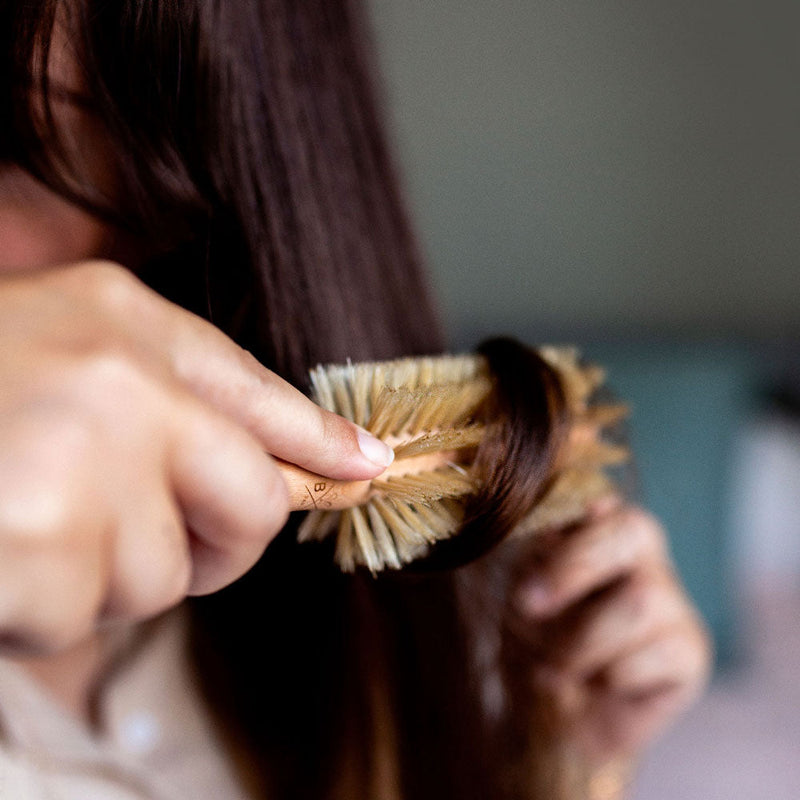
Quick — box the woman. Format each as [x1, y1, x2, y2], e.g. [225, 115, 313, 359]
[0, 1, 710, 798]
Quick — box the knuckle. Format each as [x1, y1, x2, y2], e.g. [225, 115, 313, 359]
[0, 479, 87, 553]
[68, 347, 166, 424]
[75, 346, 145, 395]
[621, 575, 653, 620]
[622, 506, 668, 558]
[0, 447, 105, 590]
[77, 260, 141, 312]
[622, 571, 679, 632]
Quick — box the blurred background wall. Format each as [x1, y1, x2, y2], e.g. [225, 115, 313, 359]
[367, 2, 799, 797]
[369, 0, 799, 340]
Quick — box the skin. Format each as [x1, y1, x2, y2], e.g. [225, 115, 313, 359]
[0, 180, 394, 717]
[0, 17, 711, 784]
[512, 496, 712, 777]
[0, 21, 394, 714]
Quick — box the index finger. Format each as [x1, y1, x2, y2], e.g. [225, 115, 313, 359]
[516, 507, 669, 619]
[82, 263, 395, 480]
[167, 311, 395, 480]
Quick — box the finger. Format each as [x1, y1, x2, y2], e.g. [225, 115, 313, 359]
[543, 568, 693, 678]
[0, 525, 107, 656]
[0, 412, 108, 654]
[516, 506, 669, 619]
[71, 262, 393, 479]
[168, 328, 394, 478]
[534, 627, 708, 762]
[101, 488, 193, 622]
[578, 680, 695, 761]
[603, 622, 712, 701]
[580, 628, 711, 759]
[167, 396, 291, 596]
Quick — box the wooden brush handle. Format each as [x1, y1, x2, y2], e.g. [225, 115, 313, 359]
[277, 447, 460, 512]
[277, 461, 372, 512]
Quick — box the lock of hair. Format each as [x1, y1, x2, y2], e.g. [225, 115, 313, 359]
[281, 340, 628, 573]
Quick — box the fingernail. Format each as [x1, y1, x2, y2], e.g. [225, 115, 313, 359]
[356, 428, 395, 468]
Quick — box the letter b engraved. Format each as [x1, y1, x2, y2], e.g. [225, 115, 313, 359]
[304, 480, 333, 509]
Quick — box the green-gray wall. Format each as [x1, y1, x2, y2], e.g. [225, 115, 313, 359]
[369, 0, 800, 342]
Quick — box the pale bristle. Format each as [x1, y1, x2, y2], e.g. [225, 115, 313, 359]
[412, 500, 462, 540]
[562, 439, 630, 469]
[365, 502, 403, 571]
[310, 354, 487, 420]
[297, 509, 337, 542]
[305, 354, 490, 571]
[586, 403, 629, 428]
[309, 367, 336, 413]
[302, 348, 628, 572]
[371, 465, 477, 505]
[512, 468, 616, 537]
[351, 505, 382, 573]
[392, 425, 484, 459]
[539, 347, 605, 410]
[333, 511, 356, 572]
[351, 362, 372, 427]
[365, 378, 490, 439]
[370, 498, 431, 566]
[367, 388, 423, 439]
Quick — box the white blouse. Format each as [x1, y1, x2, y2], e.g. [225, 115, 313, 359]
[0, 610, 251, 800]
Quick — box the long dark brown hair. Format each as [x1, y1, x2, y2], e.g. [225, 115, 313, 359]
[3, 2, 581, 797]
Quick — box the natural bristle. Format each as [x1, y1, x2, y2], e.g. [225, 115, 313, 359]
[392, 425, 484, 459]
[300, 348, 628, 572]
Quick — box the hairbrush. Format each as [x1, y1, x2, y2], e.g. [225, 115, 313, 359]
[277, 338, 628, 572]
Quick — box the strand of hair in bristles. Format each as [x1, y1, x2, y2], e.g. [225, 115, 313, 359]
[297, 339, 628, 573]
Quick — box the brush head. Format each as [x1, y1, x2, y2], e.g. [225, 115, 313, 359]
[297, 346, 628, 573]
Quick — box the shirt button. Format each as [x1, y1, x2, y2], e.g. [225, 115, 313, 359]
[117, 710, 162, 755]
